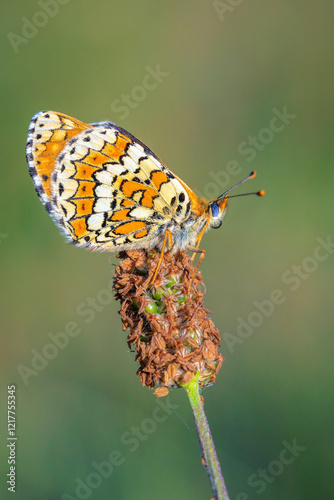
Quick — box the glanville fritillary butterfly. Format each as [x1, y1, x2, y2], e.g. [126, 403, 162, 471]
[26, 111, 264, 277]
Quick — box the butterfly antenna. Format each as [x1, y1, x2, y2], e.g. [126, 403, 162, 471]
[228, 190, 265, 199]
[217, 171, 265, 199]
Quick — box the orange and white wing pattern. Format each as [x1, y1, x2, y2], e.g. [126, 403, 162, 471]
[26, 111, 198, 251]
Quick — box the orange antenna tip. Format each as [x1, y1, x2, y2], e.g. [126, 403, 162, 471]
[217, 170, 259, 200]
[257, 190, 265, 197]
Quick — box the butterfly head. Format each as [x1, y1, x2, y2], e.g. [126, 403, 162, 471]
[208, 198, 228, 229]
[208, 171, 265, 229]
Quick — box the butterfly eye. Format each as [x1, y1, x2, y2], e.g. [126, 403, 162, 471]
[210, 203, 219, 217]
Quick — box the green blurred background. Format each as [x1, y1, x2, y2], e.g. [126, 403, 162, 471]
[1, 1, 333, 499]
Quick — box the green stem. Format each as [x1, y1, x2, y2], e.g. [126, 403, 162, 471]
[184, 376, 230, 500]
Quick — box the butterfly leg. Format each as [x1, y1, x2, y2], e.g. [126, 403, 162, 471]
[190, 239, 201, 262]
[190, 219, 210, 262]
[187, 245, 206, 277]
[150, 228, 173, 284]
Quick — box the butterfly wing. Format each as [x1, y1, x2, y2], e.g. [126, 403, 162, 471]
[26, 111, 198, 252]
[26, 111, 89, 224]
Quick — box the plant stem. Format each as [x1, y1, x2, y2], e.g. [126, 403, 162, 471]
[184, 376, 230, 500]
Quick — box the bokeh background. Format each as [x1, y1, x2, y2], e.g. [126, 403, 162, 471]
[1, 1, 333, 499]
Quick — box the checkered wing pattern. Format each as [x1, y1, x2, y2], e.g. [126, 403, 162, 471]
[26, 111, 196, 251]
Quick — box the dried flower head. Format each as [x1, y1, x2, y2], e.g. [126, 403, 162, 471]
[113, 250, 224, 396]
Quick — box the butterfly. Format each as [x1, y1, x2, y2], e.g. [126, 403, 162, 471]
[26, 111, 264, 275]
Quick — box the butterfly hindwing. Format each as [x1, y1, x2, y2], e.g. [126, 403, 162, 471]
[27, 111, 198, 251]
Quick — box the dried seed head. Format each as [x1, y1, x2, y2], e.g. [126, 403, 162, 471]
[113, 250, 224, 395]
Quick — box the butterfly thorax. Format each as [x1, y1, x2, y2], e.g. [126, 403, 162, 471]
[164, 208, 210, 253]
